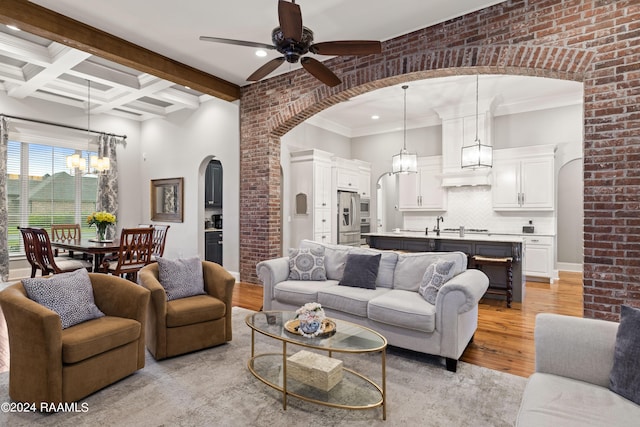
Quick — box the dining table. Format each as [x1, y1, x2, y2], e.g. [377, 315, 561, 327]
[50, 238, 120, 272]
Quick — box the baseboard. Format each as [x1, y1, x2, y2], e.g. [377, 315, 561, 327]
[556, 262, 583, 273]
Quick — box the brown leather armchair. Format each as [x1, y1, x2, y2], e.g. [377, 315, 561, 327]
[0, 273, 149, 405]
[138, 260, 234, 360]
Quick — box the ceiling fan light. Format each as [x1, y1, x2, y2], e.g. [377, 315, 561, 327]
[255, 49, 268, 57]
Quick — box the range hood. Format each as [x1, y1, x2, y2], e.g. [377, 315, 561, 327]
[439, 169, 491, 187]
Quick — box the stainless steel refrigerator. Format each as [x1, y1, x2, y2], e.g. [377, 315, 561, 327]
[337, 191, 361, 246]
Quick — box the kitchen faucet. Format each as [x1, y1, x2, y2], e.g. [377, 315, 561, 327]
[435, 216, 444, 236]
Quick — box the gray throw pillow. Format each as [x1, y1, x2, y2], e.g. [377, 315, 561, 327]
[157, 257, 206, 301]
[22, 268, 104, 329]
[418, 260, 456, 305]
[288, 247, 327, 281]
[609, 304, 640, 405]
[339, 253, 381, 289]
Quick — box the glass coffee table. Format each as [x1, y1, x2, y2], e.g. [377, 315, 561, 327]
[246, 311, 387, 420]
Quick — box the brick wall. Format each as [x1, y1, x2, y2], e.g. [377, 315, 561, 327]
[240, 0, 640, 321]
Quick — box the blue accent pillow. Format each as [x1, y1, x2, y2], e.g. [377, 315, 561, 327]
[609, 304, 640, 405]
[157, 257, 206, 301]
[22, 268, 104, 329]
[288, 247, 327, 281]
[339, 253, 381, 289]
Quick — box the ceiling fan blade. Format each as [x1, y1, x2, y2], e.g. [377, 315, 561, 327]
[278, 0, 303, 41]
[310, 41, 382, 56]
[301, 57, 341, 87]
[247, 57, 286, 81]
[199, 36, 275, 51]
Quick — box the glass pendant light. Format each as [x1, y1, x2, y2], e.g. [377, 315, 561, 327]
[461, 75, 492, 168]
[392, 85, 418, 174]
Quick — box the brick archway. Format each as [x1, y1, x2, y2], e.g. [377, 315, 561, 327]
[240, 1, 639, 321]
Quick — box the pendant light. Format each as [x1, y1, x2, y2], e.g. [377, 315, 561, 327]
[461, 75, 492, 168]
[88, 80, 110, 173]
[392, 85, 417, 174]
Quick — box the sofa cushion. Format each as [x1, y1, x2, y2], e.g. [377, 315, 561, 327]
[418, 260, 456, 304]
[350, 248, 398, 288]
[518, 372, 639, 427]
[368, 290, 436, 333]
[166, 294, 226, 327]
[300, 240, 348, 280]
[157, 257, 206, 301]
[61, 316, 140, 364]
[609, 304, 640, 405]
[22, 268, 104, 329]
[339, 253, 381, 289]
[274, 280, 339, 307]
[317, 285, 391, 318]
[393, 252, 467, 292]
[288, 247, 327, 281]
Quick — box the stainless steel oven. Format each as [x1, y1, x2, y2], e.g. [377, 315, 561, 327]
[360, 198, 370, 218]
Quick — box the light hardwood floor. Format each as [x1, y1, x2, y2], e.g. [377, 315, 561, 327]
[0, 272, 583, 377]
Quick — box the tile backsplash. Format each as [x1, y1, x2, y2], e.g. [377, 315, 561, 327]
[402, 186, 555, 235]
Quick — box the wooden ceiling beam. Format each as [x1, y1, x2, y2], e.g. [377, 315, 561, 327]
[0, 0, 240, 101]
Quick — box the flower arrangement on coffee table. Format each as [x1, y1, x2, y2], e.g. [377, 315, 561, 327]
[87, 211, 116, 242]
[295, 302, 327, 337]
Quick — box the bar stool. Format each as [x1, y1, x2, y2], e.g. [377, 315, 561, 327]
[472, 255, 513, 308]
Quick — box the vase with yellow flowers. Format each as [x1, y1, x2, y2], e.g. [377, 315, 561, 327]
[87, 211, 116, 242]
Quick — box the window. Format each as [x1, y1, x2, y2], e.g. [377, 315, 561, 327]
[7, 139, 98, 256]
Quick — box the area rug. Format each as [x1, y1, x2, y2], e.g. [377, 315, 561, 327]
[0, 307, 526, 426]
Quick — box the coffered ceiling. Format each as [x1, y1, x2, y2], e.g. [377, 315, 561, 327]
[0, 1, 583, 132]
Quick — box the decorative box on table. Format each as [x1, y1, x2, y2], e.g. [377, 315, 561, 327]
[287, 350, 343, 391]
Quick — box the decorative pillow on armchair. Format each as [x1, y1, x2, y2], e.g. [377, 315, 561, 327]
[609, 304, 640, 405]
[157, 257, 206, 301]
[22, 268, 104, 329]
[418, 260, 456, 305]
[288, 247, 327, 281]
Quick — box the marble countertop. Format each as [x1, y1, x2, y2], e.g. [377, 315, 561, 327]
[204, 228, 223, 232]
[363, 231, 525, 243]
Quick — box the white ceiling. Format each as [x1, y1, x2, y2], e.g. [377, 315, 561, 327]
[0, 1, 583, 132]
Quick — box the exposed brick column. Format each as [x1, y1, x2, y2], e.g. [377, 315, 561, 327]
[239, 1, 640, 322]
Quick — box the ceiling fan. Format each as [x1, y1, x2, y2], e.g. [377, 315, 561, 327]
[199, 0, 382, 87]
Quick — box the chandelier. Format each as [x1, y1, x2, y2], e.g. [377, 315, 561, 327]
[66, 80, 110, 173]
[392, 85, 418, 174]
[461, 75, 492, 168]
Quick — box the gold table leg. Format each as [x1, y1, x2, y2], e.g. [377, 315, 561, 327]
[282, 341, 287, 410]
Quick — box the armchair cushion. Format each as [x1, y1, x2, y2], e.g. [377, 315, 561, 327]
[22, 268, 104, 329]
[609, 304, 640, 405]
[62, 316, 141, 364]
[166, 294, 226, 328]
[157, 257, 206, 301]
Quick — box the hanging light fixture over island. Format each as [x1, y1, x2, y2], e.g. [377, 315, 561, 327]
[392, 85, 418, 174]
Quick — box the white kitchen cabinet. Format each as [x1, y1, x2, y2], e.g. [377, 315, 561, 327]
[356, 161, 372, 198]
[523, 235, 555, 282]
[335, 158, 359, 192]
[492, 146, 555, 211]
[398, 156, 447, 211]
[290, 149, 335, 245]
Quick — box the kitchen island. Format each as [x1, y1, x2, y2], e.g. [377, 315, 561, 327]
[363, 231, 525, 303]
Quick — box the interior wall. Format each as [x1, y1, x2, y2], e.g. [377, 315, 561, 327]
[140, 98, 240, 274]
[557, 159, 583, 266]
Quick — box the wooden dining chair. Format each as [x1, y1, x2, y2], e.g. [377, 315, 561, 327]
[31, 228, 93, 275]
[102, 227, 154, 282]
[18, 227, 42, 278]
[51, 223, 81, 257]
[150, 225, 170, 260]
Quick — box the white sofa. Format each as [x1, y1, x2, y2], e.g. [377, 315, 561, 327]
[517, 313, 639, 426]
[256, 239, 489, 372]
